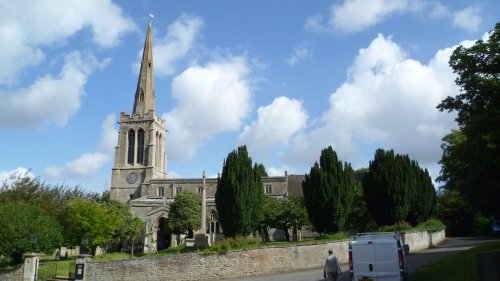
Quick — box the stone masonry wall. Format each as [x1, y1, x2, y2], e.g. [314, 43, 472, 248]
[85, 230, 445, 281]
[0, 266, 23, 281]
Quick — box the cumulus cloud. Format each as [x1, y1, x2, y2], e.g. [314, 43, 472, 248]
[453, 6, 482, 32]
[153, 14, 204, 76]
[239, 97, 308, 159]
[164, 56, 253, 162]
[0, 52, 109, 128]
[284, 34, 460, 170]
[329, 0, 415, 33]
[0, 167, 34, 185]
[0, 0, 136, 84]
[286, 44, 311, 66]
[43, 114, 117, 181]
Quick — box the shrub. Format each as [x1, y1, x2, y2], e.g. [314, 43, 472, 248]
[415, 219, 446, 232]
[378, 221, 413, 232]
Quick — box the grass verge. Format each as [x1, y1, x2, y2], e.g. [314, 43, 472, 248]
[411, 240, 500, 281]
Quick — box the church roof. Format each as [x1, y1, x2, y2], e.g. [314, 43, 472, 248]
[133, 21, 155, 116]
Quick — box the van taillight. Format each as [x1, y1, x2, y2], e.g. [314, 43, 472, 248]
[349, 250, 353, 270]
[398, 248, 403, 269]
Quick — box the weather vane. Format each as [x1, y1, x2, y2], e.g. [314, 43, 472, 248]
[149, 13, 154, 25]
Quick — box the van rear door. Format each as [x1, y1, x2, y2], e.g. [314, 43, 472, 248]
[352, 240, 376, 280]
[373, 240, 400, 280]
[352, 239, 400, 281]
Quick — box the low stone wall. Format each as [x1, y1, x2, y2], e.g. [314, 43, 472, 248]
[402, 230, 445, 252]
[0, 265, 23, 281]
[83, 230, 444, 281]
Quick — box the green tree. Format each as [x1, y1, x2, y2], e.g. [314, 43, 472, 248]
[437, 23, 500, 219]
[0, 202, 63, 264]
[215, 145, 265, 237]
[261, 196, 310, 241]
[64, 198, 119, 253]
[363, 149, 415, 226]
[166, 190, 201, 235]
[346, 169, 376, 232]
[408, 168, 436, 225]
[363, 149, 436, 226]
[302, 146, 356, 233]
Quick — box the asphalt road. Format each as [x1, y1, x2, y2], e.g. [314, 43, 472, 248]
[223, 236, 499, 281]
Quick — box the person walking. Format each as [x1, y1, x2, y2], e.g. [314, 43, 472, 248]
[324, 249, 342, 280]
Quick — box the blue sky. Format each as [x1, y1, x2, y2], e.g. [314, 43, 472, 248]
[1, 0, 498, 193]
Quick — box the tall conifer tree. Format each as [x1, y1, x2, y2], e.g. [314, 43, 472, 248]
[363, 149, 435, 226]
[302, 146, 356, 233]
[215, 146, 264, 237]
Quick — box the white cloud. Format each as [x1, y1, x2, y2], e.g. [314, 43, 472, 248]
[267, 166, 291, 177]
[305, 14, 327, 32]
[453, 6, 482, 32]
[97, 114, 118, 154]
[0, 0, 136, 84]
[286, 44, 311, 66]
[0, 167, 34, 185]
[0, 52, 108, 128]
[239, 97, 308, 159]
[164, 56, 253, 162]
[284, 34, 460, 170]
[43, 115, 116, 181]
[330, 0, 414, 33]
[152, 14, 204, 76]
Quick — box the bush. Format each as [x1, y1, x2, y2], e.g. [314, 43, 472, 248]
[472, 213, 491, 235]
[378, 221, 413, 232]
[317, 232, 350, 241]
[415, 219, 446, 232]
[210, 236, 259, 254]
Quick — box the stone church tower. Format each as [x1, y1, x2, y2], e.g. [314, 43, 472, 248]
[109, 22, 302, 252]
[110, 21, 167, 203]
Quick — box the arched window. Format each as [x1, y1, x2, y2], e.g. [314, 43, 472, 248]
[127, 129, 135, 164]
[137, 129, 145, 164]
[210, 209, 221, 234]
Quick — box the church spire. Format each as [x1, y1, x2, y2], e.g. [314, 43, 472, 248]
[133, 21, 155, 116]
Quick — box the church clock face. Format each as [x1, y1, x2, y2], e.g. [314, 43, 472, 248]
[127, 172, 138, 184]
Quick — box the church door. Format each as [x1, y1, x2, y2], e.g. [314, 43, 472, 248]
[156, 217, 170, 251]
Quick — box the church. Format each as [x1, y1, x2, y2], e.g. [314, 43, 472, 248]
[110, 22, 304, 252]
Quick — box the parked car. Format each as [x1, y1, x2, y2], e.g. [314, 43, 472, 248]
[349, 232, 409, 281]
[492, 220, 500, 236]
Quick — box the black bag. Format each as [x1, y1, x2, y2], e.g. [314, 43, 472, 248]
[323, 270, 326, 279]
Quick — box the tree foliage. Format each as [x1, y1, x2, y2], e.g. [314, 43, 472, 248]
[302, 146, 356, 233]
[166, 190, 201, 235]
[262, 196, 310, 241]
[215, 145, 265, 237]
[0, 202, 63, 264]
[363, 149, 436, 226]
[437, 23, 500, 219]
[64, 198, 120, 251]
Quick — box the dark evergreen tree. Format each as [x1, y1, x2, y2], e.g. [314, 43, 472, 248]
[363, 149, 436, 226]
[302, 146, 356, 233]
[215, 146, 265, 237]
[407, 168, 436, 225]
[363, 149, 414, 226]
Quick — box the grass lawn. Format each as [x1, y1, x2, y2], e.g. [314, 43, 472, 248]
[411, 241, 500, 281]
[37, 259, 76, 280]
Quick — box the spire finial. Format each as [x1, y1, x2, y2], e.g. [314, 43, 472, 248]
[148, 13, 154, 26]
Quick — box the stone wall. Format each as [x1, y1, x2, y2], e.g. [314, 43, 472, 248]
[84, 230, 445, 281]
[402, 230, 445, 252]
[0, 266, 23, 281]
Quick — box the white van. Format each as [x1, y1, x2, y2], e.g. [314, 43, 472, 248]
[348, 232, 409, 281]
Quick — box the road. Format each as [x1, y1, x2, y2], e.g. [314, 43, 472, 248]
[223, 236, 499, 281]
